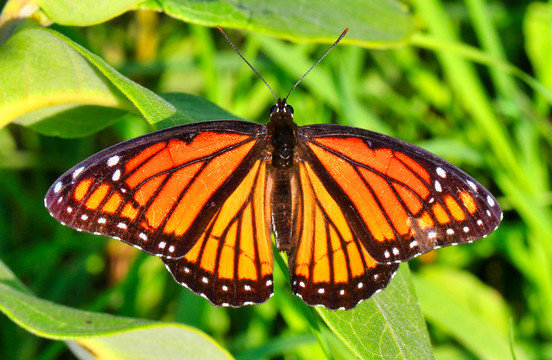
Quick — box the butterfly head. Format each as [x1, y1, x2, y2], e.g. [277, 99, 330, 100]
[270, 98, 294, 118]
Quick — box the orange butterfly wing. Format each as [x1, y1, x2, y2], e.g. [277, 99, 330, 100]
[289, 161, 399, 310]
[45, 121, 275, 306]
[298, 124, 502, 264]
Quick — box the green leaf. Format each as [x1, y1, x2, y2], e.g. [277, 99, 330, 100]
[155, 93, 244, 129]
[140, 0, 413, 47]
[317, 264, 433, 360]
[16, 105, 129, 138]
[36, 0, 143, 26]
[0, 259, 232, 360]
[413, 266, 528, 360]
[33, 0, 413, 45]
[0, 27, 176, 133]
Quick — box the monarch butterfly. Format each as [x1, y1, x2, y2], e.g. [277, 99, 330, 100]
[45, 28, 502, 310]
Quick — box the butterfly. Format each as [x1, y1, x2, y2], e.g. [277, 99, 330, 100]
[44, 28, 502, 310]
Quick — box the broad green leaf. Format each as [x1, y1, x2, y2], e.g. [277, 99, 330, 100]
[317, 264, 433, 360]
[140, 0, 413, 47]
[16, 105, 129, 137]
[0, 27, 131, 130]
[36, 0, 143, 26]
[154, 93, 243, 129]
[0, 259, 232, 360]
[1, 27, 176, 133]
[18, 92, 243, 136]
[413, 267, 527, 360]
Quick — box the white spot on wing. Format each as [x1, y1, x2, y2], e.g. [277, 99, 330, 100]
[117, 222, 127, 229]
[139, 233, 147, 240]
[107, 156, 120, 167]
[112, 169, 121, 181]
[54, 182, 62, 193]
[435, 180, 442, 192]
[299, 281, 305, 288]
[67, 207, 73, 213]
[266, 280, 272, 286]
[447, 228, 454, 235]
[409, 240, 418, 248]
[392, 247, 399, 255]
[72, 166, 85, 179]
[202, 277, 208, 284]
[98, 217, 106, 224]
[80, 214, 88, 220]
[384, 250, 390, 258]
[463, 226, 470, 233]
[222, 285, 228, 291]
[436, 167, 446, 178]
[318, 288, 325, 294]
[339, 289, 345, 295]
[477, 219, 483, 226]
[158, 241, 166, 249]
[168, 245, 175, 253]
[357, 282, 363, 289]
[244, 285, 251, 291]
[467, 180, 477, 191]
[487, 195, 495, 207]
[428, 231, 437, 239]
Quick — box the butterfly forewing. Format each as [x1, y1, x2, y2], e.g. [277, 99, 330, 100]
[163, 160, 274, 306]
[45, 121, 267, 260]
[299, 124, 502, 264]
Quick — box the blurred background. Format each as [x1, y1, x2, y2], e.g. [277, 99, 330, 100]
[0, 0, 551, 359]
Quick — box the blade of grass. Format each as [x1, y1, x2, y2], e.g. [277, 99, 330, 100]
[465, 0, 519, 99]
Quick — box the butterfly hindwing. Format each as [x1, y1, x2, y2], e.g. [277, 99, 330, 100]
[288, 161, 399, 310]
[163, 160, 274, 306]
[45, 121, 267, 260]
[299, 124, 502, 264]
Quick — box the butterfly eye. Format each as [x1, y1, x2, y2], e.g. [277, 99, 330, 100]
[270, 105, 278, 114]
[285, 105, 294, 115]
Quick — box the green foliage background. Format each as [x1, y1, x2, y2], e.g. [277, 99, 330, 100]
[0, 0, 551, 359]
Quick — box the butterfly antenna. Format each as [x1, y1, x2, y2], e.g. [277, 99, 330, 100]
[285, 28, 349, 101]
[217, 25, 278, 101]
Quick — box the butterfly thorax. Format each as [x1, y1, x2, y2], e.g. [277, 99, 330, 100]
[267, 98, 297, 169]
